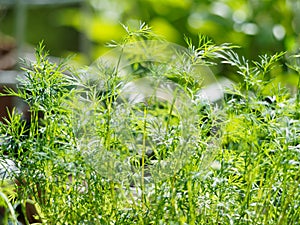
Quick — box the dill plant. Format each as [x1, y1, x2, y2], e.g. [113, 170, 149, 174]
[0, 43, 84, 224]
[0, 24, 299, 224]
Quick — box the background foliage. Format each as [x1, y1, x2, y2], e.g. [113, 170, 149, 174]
[1, 0, 299, 61]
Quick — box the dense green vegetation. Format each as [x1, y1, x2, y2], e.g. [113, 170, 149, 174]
[0, 25, 299, 224]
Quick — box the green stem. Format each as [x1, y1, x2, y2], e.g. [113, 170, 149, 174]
[165, 91, 177, 135]
[187, 178, 195, 225]
[141, 105, 148, 209]
[296, 71, 300, 115]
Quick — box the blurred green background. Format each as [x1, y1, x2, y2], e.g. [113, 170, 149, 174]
[0, 0, 299, 75]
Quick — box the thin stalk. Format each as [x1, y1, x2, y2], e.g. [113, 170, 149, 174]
[105, 46, 123, 149]
[165, 91, 177, 135]
[296, 71, 300, 117]
[109, 181, 116, 220]
[170, 175, 178, 220]
[141, 105, 148, 210]
[105, 101, 111, 149]
[187, 177, 196, 225]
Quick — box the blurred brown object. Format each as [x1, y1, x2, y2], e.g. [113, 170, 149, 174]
[0, 86, 14, 122]
[0, 34, 17, 122]
[0, 34, 16, 70]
